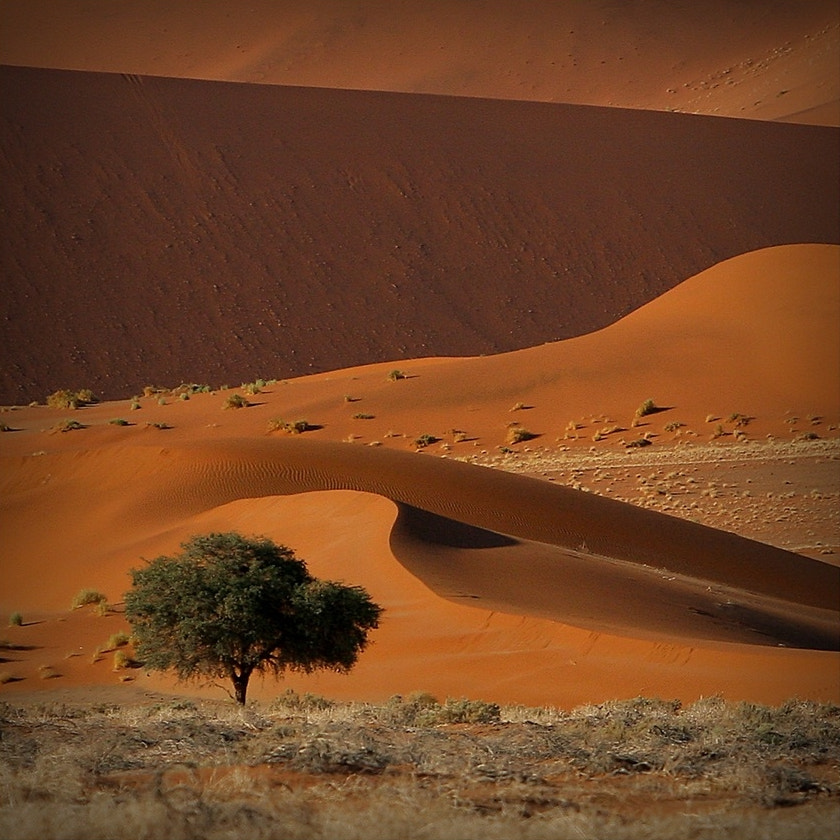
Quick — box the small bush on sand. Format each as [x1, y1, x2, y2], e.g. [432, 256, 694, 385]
[414, 433, 438, 449]
[112, 650, 131, 671]
[71, 589, 107, 611]
[54, 419, 85, 433]
[0, 422, 12, 432]
[506, 426, 536, 445]
[635, 398, 658, 418]
[387, 369, 407, 381]
[268, 418, 312, 434]
[223, 393, 249, 410]
[8, 612, 22, 627]
[107, 632, 130, 649]
[109, 418, 129, 426]
[352, 413, 375, 420]
[47, 389, 94, 410]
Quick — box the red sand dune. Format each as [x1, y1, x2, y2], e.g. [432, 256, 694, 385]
[1, 66, 837, 405]
[1, 245, 837, 706]
[1, 0, 837, 125]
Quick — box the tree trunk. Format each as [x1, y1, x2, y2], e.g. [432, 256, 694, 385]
[231, 669, 251, 705]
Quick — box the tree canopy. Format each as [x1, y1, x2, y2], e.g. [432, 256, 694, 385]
[124, 532, 383, 704]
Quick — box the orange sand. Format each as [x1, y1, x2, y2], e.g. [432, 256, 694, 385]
[1, 245, 837, 707]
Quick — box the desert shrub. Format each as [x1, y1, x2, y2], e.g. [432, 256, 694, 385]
[0, 422, 12, 432]
[241, 381, 264, 395]
[268, 418, 313, 434]
[8, 612, 22, 627]
[112, 650, 131, 671]
[626, 437, 652, 448]
[271, 688, 336, 713]
[223, 393, 249, 410]
[47, 389, 94, 410]
[108, 418, 129, 426]
[664, 421, 685, 432]
[635, 398, 658, 417]
[54, 419, 85, 433]
[107, 632, 130, 649]
[414, 433, 438, 448]
[506, 426, 536, 444]
[352, 413, 375, 420]
[387, 369, 406, 381]
[129, 400, 141, 411]
[179, 392, 190, 401]
[423, 697, 501, 725]
[510, 402, 526, 412]
[71, 589, 107, 610]
[146, 422, 171, 430]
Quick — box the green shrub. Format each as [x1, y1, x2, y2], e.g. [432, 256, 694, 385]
[387, 369, 407, 381]
[8, 612, 23, 627]
[109, 418, 129, 426]
[71, 589, 108, 610]
[635, 399, 658, 417]
[107, 632, 131, 649]
[223, 393, 249, 409]
[269, 418, 312, 434]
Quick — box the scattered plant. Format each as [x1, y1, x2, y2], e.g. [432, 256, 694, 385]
[223, 393, 249, 409]
[506, 426, 536, 445]
[54, 419, 85, 432]
[387, 369, 407, 381]
[268, 418, 312, 434]
[109, 418, 129, 426]
[47, 389, 94, 410]
[414, 433, 439, 449]
[146, 422, 171, 430]
[352, 413, 375, 420]
[635, 398, 659, 418]
[71, 589, 108, 611]
[8, 612, 22, 627]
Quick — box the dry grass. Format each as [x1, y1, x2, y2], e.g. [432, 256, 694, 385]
[0, 694, 836, 839]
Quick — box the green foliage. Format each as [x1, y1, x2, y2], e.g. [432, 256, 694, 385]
[8, 612, 22, 627]
[635, 398, 658, 417]
[124, 532, 382, 704]
[387, 369, 407, 381]
[268, 418, 312, 434]
[223, 393, 249, 410]
[71, 589, 108, 610]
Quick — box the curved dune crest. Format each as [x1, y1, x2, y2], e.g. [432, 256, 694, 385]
[2, 437, 838, 651]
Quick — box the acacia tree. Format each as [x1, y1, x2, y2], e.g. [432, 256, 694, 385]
[124, 532, 383, 704]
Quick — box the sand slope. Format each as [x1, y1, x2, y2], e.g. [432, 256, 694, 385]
[1, 245, 837, 706]
[1, 66, 837, 404]
[1, 0, 837, 124]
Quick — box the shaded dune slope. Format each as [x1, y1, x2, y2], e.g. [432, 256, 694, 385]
[2, 66, 838, 405]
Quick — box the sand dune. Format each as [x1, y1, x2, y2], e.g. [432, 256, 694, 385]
[1, 1, 837, 124]
[1, 67, 837, 405]
[1, 245, 837, 705]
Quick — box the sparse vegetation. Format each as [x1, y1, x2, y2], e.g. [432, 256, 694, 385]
[268, 418, 313, 434]
[146, 422, 172, 430]
[414, 433, 439, 449]
[387, 369, 407, 381]
[352, 413, 375, 420]
[70, 589, 107, 611]
[635, 398, 659, 418]
[124, 532, 382, 705]
[47, 389, 95, 410]
[53, 419, 84, 433]
[664, 421, 685, 432]
[506, 425, 536, 445]
[223, 393, 249, 409]
[108, 418, 129, 426]
[0, 696, 836, 840]
[8, 612, 22, 627]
